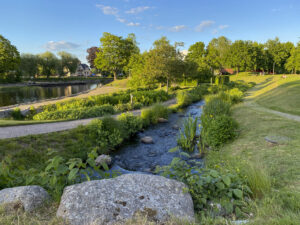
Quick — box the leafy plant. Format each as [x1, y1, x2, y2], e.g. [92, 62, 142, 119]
[141, 104, 170, 127]
[10, 107, 24, 120]
[177, 117, 198, 152]
[117, 113, 143, 139]
[156, 158, 252, 218]
[203, 97, 231, 116]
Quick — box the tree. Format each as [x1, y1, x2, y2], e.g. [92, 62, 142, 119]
[57, 51, 80, 76]
[0, 34, 20, 79]
[94, 32, 139, 80]
[265, 37, 293, 74]
[143, 37, 184, 92]
[186, 41, 212, 82]
[19, 54, 39, 77]
[285, 42, 300, 74]
[38, 51, 58, 78]
[206, 36, 231, 74]
[86, 47, 99, 69]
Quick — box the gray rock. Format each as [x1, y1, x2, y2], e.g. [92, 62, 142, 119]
[0, 185, 49, 211]
[157, 118, 168, 123]
[141, 136, 154, 144]
[95, 155, 112, 166]
[172, 124, 180, 130]
[57, 174, 194, 225]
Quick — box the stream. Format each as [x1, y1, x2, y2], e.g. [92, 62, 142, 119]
[108, 100, 205, 175]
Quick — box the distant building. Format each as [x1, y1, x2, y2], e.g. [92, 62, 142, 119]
[75, 64, 90, 77]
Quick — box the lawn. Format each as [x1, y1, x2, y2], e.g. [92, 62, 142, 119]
[205, 75, 300, 224]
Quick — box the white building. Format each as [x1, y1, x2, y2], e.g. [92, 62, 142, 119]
[75, 64, 90, 77]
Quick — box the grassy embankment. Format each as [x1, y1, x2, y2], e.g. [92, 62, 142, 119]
[205, 73, 300, 224]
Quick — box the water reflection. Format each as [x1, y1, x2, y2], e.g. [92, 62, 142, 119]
[0, 83, 98, 107]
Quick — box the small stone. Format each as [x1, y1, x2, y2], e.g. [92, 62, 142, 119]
[141, 136, 154, 144]
[158, 118, 168, 123]
[95, 155, 112, 166]
[172, 125, 179, 130]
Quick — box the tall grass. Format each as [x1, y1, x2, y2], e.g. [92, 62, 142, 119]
[177, 117, 198, 152]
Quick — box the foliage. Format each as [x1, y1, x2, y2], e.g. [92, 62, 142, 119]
[227, 88, 244, 104]
[141, 104, 170, 127]
[33, 104, 115, 120]
[0, 34, 20, 80]
[203, 96, 231, 116]
[201, 114, 238, 149]
[177, 117, 198, 152]
[37, 52, 58, 78]
[176, 90, 192, 108]
[94, 32, 139, 80]
[19, 54, 39, 77]
[86, 46, 100, 68]
[117, 113, 143, 139]
[156, 158, 252, 218]
[10, 107, 24, 120]
[57, 51, 80, 76]
[285, 42, 300, 74]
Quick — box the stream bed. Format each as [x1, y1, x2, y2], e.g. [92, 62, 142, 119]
[109, 100, 205, 175]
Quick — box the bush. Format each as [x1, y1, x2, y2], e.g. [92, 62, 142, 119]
[157, 158, 252, 217]
[227, 88, 244, 104]
[33, 104, 115, 120]
[87, 117, 124, 154]
[203, 97, 231, 116]
[26, 106, 37, 119]
[117, 113, 143, 139]
[201, 114, 238, 149]
[10, 108, 24, 120]
[141, 104, 170, 127]
[176, 91, 192, 108]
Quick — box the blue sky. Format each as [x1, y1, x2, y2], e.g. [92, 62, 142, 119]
[0, 0, 299, 63]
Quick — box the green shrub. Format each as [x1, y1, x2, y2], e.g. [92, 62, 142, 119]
[177, 117, 198, 152]
[87, 118, 124, 154]
[117, 113, 143, 139]
[227, 88, 244, 104]
[26, 106, 37, 119]
[10, 108, 24, 120]
[157, 158, 252, 217]
[203, 97, 231, 116]
[176, 91, 192, 108]
[33, 104, 115, 120]
[201, 114, 238, 149]
[141, 104, 170, 127]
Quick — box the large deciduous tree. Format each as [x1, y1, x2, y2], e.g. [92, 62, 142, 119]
[94, 32, 139, 80]
[0, 35, 20, 79]
[285, 42, 300, 74]
[86, 47, 99, 69]
[38, 51, 58, 78]
[57, 51, 80, 76]
[185, 41, 212, 82]
[19, 54, 39, 77]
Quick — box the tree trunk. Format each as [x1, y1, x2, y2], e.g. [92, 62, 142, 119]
[113, 71, 117, 81]
[273, 62, 275, 75]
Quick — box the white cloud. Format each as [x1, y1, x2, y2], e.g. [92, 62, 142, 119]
[116, 17, 126, 23]
[44, 41, 80, 51]
[170, 25, 187, 32]
[219, 24, 229, 30]
[127, 22, 140, 26]
[195, 20, 215, 32]
[96, 4, 118, 15]
[126, 6, 150, 14]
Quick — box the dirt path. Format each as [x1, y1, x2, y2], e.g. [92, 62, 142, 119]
[244, 101, 300, 122]
[0, 99, 176, 140]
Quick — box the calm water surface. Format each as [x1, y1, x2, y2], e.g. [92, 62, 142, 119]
[0, 83, 98, 107]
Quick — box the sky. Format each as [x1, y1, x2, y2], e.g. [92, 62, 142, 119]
[0, 0, 299, 63]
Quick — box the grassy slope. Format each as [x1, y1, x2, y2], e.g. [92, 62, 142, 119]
[208, 74, 300, 224]
[231, 74, 300, 116]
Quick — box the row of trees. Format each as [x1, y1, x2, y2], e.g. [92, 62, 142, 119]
[0, 34, 80, 81]
[20, 51, 80, 78]
[87, 33, 300, 89]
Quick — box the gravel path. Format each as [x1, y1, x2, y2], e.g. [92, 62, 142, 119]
[0, 99, 176, 140]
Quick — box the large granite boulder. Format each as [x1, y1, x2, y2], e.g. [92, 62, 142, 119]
[57, 174, 194, 225]
[0, 185, 49, 211]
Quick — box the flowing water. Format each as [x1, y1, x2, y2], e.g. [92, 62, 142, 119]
[0, 83, 99, 107]
[109, 100, 205, 175]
